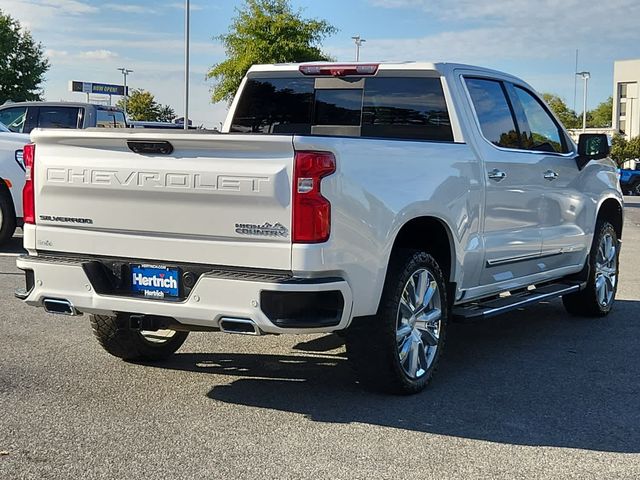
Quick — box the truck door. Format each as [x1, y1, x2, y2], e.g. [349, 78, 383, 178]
[504, 83, 591, 271]
[463, 77, 544, 287]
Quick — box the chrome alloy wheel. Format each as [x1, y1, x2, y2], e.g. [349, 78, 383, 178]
[595, 232, 617, 308]
[396, 268, 442, 380]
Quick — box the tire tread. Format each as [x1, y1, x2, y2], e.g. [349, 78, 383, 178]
[90, 314, 188, 361]
[346, 249, 448, 395]
[562, 221, 618, 317]
[0, 190, 16, 245]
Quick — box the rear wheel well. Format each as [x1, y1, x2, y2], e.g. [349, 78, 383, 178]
[0, 179, 15, 206]
[390, 217, 454, 281]
[0, 178, 16, 221]
[597, 198, 623, 238]
[0, 178, 17, 243]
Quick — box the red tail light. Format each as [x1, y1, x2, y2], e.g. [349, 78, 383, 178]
[22, 143, 35, 224]
[299, 64, 379, 77]
[293, 151, 336, 243]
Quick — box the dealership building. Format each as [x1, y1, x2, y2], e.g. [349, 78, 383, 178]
[612, 59, 640, 140]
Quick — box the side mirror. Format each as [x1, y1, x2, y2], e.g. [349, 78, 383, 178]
[576, 133, 610, 170]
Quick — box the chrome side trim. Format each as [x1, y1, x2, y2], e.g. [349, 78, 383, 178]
[486, 250, 562, 267]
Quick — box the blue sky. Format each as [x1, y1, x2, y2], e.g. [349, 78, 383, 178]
[1, 0, 638, 128]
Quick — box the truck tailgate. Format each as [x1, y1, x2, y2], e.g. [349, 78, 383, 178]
[29, 130, 294, 270]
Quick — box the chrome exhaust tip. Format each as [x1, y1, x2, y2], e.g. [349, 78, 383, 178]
[43, 298, 78, 316]
[219, 318, 261, 336]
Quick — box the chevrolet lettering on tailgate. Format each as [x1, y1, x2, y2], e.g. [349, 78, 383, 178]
[46, 168, 270, 192]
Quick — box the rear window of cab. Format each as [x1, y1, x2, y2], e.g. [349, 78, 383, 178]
[230, 76, 453, 142]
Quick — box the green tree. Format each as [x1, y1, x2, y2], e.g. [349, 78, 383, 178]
[609, 134, 640, 167]
[117, 89, 175, 122]
[610, 134, 626, 166]
[588, 96, 612, 128]
[157, 104, 176, 123]
[630, 136, 640, 161]
[0, 9, 50, 104]
[542, 93, 580, 129]
[207, 0, 337, 103]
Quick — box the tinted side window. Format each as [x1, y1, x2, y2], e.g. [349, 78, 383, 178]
[465, 78, 520, 149]
[96, 109, 126, 128]
[0, 107, 27, 133]
[512, 87, 568, 153]
[38, 107, 80, 129]
[230, 78, 314, 134]
[113, 111, 127, 127]
[361, 77, 452, 141]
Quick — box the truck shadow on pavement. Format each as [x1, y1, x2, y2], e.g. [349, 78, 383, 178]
[0, 233, 26, 255]
[159, 299, 640, 453]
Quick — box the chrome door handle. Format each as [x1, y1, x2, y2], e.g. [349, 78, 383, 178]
[488, 169, 506, 182]
[543, 170, 559, 181]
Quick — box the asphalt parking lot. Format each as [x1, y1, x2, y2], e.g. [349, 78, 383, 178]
[1, 200, 639, 479]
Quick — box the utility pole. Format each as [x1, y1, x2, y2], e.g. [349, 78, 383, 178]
[117, 67, 133, 118]
[184, 0, 190, 130]
[351, 35, 366, 62]
[573, 49, 578, 113]
[577, 71, 590, 132]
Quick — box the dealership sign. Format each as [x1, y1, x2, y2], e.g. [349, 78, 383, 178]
[69, 81, 128, 96]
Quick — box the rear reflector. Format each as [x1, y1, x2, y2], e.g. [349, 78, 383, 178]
[293, 151, 336, 243]
[299, 64, 379, 77]
[22, 143, 35, 224]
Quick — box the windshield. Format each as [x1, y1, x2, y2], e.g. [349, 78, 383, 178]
[0, 121, 9, 133]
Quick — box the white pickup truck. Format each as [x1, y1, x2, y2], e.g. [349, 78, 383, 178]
[16, 62, 623, 394]
[0, 122, 30, 244]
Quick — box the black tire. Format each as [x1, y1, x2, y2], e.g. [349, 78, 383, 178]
[346, 250, 449, 395]
[633, 181, 640, 196]
[0, 190, 16, 245]
[90, 313, 189, 361]
[562, 220, 619, 317]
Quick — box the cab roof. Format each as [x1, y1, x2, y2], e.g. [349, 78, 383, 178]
[247, 61, 517, 79]
[0, 101, 123, 111]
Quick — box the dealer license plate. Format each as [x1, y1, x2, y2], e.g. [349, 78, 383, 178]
[130, 264, 180, 299]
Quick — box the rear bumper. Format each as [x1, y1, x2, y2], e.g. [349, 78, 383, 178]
[16, 255, 353, 335]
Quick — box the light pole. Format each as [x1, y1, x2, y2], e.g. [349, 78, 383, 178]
[117, 67, 133, 118]
[576, 71, 590, 132]
[184, 0, 190, 130]
[351, 35, 366, 62]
